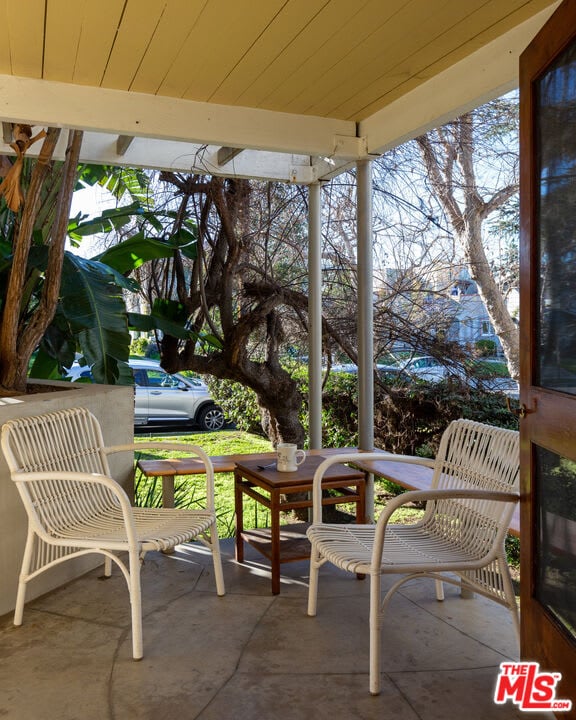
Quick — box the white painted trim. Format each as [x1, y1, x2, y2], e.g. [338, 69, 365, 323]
[76, 133, 320, 184]
[0, 74, 355, 158]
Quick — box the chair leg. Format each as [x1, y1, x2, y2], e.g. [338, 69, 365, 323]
[210, 524, 226, 596]
[14, 529, 35, 626]
[435, 579, 445, 601]
[369, 572, 383, 695]
[128, 549, 143, 660]
[498, 556, 520, 643]
[104, 556, 112, 577]
[307, 546, 321, 617]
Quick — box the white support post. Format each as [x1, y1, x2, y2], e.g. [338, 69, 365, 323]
[357, 159, 375, 520]
[308, 182, 323, 450]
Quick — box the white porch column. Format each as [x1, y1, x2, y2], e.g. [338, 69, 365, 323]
[308, 182, 323, 450]
[357, 159, 375, 519]
[357, 159, 374, 451]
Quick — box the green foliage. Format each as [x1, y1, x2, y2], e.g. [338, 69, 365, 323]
[133, 430, 273, 538]
[130, 336, 150, 356]
[76, 165, 152, 207]
[68, 202, 145, 244]
[318, 372, 359, 448]
[505, 535, 520, 568]
[25, 195, 220, 383]
[373, 378, 518, 456]
[206, 367, 517, 459]
[206, 377, 265, 436]
[59, 253, 134, 384]
[21, 248, 135, 385]
[95, 225, 197, 272]
[475, 339, 497, 357]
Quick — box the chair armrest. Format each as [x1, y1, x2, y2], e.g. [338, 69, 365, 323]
[105, 442, 216, 512]
[11, 470, 138, 542]
[354, 454, 436, 470]
[375, 487, 519, 526]
[372, 487, 519, 569]
[311, 452, 404, 524]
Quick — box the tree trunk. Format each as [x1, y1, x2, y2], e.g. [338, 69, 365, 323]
[0, 128, 83, 394]
[460, 216, 520, 380]
[416, 117, 520, 379]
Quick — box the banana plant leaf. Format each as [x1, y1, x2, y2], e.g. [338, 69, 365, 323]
[97, 227, 197, 274]
[67, 201, 144, 241]
[30, 321, 77, 379]
[75, 165, 152, 207]
[128, 311, 196, 340]
[59, 253, 133, 385]
[97, 231, 180, 274]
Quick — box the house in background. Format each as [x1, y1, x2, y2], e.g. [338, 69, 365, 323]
[447, 271, 511, 356]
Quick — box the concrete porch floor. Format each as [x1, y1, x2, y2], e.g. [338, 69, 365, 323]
[0, 537, 554, 720]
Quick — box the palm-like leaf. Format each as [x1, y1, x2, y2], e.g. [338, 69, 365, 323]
[59, 253, 132, 385]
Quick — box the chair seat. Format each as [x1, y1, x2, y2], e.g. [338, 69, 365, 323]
[50, 507, 217, 552]
[307, 522, 486, 575]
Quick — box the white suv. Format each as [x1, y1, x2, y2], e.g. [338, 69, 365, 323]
[67, 358, 225, 431]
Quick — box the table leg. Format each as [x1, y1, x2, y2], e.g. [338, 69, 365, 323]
[161, 474, 176, 554]
[356, 476, 367, 524]
[162, 475, 175, 509]
[234, 470, 244, 563]
[270, 489, 281, 595]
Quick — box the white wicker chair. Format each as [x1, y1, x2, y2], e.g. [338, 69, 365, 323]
[1, 407, 225, 660]
[306, 419, 519, 695]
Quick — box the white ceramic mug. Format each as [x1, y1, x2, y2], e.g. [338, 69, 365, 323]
[276, 443, 306, 472]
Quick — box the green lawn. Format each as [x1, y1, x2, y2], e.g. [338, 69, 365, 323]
[134, 429, 273, 538]
[134, 428, 425, 539]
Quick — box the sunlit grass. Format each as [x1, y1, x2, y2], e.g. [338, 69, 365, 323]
[133, 429, 425, 538]
[134, 429, 273, 538]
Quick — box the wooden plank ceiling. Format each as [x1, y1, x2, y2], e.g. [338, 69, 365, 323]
[0, 0, 560, 181]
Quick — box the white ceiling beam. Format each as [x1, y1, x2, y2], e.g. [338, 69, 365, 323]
[0, 123, 353, 185]
[2, 122, 12, 144]
[57, 132, 318, 184]
[0, 75, 356, 159]
[116, 134, 134, 156]
[360, 4, 559, 155]
[216, 146, 243, 166]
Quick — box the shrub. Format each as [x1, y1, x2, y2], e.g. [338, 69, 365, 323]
[208, 369, 517, 456]
[206, 377, 265, 436]
[130, 336, 150, 356]
[475, 339, 497, 357]
[372, 377, 517, 456]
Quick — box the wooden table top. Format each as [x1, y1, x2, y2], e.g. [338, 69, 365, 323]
[235, 455, 366, 488]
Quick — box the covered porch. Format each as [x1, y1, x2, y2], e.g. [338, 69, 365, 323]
[0, 538, 543, 720]
[0, 0, 571, 715]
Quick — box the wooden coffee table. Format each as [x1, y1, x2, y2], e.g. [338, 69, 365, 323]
[234, 455, 366, 594]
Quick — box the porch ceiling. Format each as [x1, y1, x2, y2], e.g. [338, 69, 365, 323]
[0, 0, 559, 183]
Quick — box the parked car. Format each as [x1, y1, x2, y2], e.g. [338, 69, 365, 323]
[327, 363, 410, 385]
[66, 358, 225, 431]
[397, 356, 448, 382]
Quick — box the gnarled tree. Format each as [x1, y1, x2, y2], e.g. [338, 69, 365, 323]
[147, 174, 319, 446]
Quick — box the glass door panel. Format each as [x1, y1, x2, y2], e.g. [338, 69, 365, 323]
[536, 41, 576, 395]
[535, 446, 576, 636]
